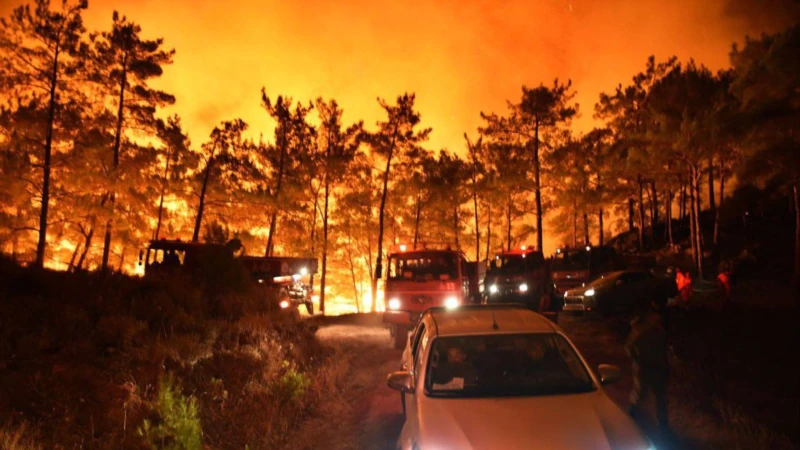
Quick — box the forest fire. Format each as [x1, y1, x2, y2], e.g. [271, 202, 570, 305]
[1, 0, 799, 448]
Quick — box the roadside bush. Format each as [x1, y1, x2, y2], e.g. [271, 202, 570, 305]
[139, 376, 203, 450]
[0, 422, 42, 450]
[278, 360, 311, 403]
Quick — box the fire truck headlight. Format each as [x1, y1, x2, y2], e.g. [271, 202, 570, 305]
[388, 298, 401, 310]
[584, 288, 595, 297]
[300, 267, 308, 276]
[279, 300, 290, 309]
[444, 296, 460, 309]
[489, 284, 498, 294]
[519, 283, 529, 293]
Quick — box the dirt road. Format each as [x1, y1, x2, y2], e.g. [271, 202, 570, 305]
[289, 311, 796, 450]
[288, 313, 638, 450]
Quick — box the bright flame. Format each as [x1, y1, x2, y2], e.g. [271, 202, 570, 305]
[399, 244, 407, 251]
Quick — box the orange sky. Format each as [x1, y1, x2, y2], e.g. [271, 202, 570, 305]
[2, 0, 792, 151]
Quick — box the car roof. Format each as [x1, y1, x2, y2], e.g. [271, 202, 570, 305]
[424, 305, 557, 337]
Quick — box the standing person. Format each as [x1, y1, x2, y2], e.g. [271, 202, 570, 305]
[717, 262, 732, 308]
[626, 301, 671, 440]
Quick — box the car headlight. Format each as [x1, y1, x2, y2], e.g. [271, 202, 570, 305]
[584, 288, 595, 297]
[388, 298, 401, 310]
[444, 296, 459, 309]
[489, 284, 498, 294]
[519, 283, 528, 293]
[279, 300, 290, 309]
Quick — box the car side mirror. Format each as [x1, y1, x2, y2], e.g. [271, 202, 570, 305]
[387, 371, 414, 393]
[598, 364, 622, 385]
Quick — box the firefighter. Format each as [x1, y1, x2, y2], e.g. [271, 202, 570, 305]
[626, 301, 670, 437]
[717, 262, 732, 307]
[675, 268, 692, 308]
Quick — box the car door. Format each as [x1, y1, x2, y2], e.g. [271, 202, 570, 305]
[399, 329, 430, 449]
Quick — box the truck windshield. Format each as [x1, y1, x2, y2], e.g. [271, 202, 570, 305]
[388, 253, 459, 281]
[496, 253, 543, 274]
[552, 250, 590, 271]
[425, 333, 595, 398]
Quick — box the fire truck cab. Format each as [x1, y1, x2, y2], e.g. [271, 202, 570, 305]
[382, 243, 484, 349]
[484, 245, 560, 322]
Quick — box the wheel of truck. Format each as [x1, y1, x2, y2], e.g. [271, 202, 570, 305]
[393, 325, 409, 350]
[304, 301, 314, 315]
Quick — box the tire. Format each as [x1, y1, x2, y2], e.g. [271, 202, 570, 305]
[393, 325, 409, 350]
[304, 301, 314, 315]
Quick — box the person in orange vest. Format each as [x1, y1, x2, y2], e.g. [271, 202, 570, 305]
[717, 262, 732, 307]
[675, 268, 692, 308]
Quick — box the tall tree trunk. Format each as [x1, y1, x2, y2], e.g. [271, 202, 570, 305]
[679, 179, 685, 221]
[572, 199, 578, 248]
[453, 207, 459, 247]
[506, 193, 512, 251]
[321, 174, 330, 315]
[651, 181, 659, 227]
[35, 44, 61, 269]
[598, 209, 604, 246]
[692, 166, 704, 278]
[708, 156, 716, 214]
[696, 176, 705, 248]
[533, 121, 544, 253]
[67, 241, 82, 272]
[373, 128, 398, 312]
[472, 183, 480, 260]
[102, 59, 128, 272]
[485, 203, 491, 260]
[265, 129, 289, 256]
[714, 166, 724, 248]
[192, 154, 215, 242]
[154, 144, 173, 240]
[628, 197, 635, 233]
[76, 227, 94, 270]
[637, 176, 645, 250]
[413, 192, 421, 248]
[308, 188, 320, 310]
[689, 169, 697, 261]
[667, 189, 674, 246]
[583, 212, 590, 246]
[345, 233, 361, 313]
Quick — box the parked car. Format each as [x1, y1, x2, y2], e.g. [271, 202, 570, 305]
[387, 305, 652, 450]
[562, 270, 656, 316]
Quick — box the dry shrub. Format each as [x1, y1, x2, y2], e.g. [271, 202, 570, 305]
[0, 421, 43, 450]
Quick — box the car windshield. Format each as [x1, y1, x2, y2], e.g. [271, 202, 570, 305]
[552, 250, 590, 271]
[388, 252, 459, 281]
[425, 333, 595, 398]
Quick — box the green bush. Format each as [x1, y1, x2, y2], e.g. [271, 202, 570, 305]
[279, 360, 311, 403]
[138, 376, 203, 450]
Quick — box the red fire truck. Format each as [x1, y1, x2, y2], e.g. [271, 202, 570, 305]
[550, 245, 623, 295]
[382, 242, 485, 349]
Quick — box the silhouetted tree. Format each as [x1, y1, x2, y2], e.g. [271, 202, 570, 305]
[0, 0, 88, 267]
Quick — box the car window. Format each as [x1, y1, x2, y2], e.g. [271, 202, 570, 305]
[414, 334, 429, 382]
[424, 333, 595, 397]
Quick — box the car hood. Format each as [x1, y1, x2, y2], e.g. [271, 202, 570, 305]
[416, 390, 649, 450]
